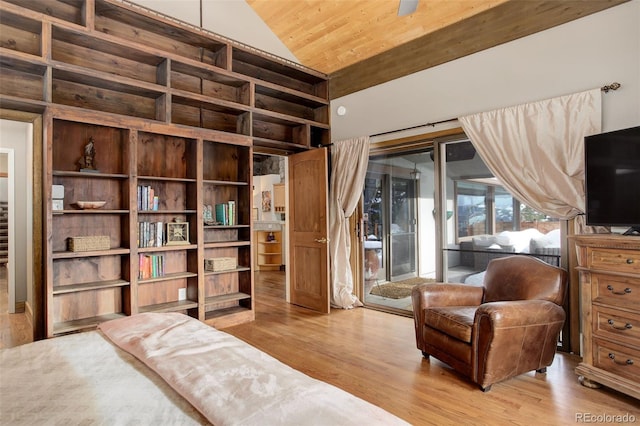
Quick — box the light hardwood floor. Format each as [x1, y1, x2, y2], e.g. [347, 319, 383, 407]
[224, 271, 640, 425]
[0, 266, 32, 349]
[2, 269, 638, 424]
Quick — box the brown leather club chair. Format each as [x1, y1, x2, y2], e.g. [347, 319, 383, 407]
[411, 255, 567, 391]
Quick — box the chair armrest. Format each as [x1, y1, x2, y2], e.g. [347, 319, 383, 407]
[472, 300, 566, 388]
[475, 300, 565, 328]
[411, 283, 484, 310]
[411, 283, 484, 351]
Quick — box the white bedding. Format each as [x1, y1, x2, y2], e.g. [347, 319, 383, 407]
[1, 313, 409, 426]
[99, 313, 409, 426]
[0, 329, 208, 425]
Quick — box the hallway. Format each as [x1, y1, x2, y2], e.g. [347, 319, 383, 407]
[0, 266, 32, 348]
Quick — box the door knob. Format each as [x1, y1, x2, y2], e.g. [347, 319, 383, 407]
[315, 237, 329, 244]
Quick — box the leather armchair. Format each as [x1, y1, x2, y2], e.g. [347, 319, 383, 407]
[411, 255, 567, 391]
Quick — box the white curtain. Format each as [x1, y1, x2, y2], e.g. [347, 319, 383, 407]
[329, 136, 370, 309]
[458, 89, 602, 222]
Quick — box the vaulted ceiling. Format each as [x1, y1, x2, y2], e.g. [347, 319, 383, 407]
[246, 0, 628, 99]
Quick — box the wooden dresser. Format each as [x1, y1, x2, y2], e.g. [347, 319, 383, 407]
[572, 234, 640, 400]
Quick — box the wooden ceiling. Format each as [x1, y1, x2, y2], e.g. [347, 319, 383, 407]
[246, 0, 508, 74]
[246, 0, 628, 99]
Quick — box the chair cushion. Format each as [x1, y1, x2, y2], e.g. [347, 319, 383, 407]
[424, 306, 477, 343]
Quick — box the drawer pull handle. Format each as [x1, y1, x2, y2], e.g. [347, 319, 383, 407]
[608, 353, 634, 366]
[606, 285, 632, 295]
[626, 258, 634, 264]
[607, 319, 632, 330]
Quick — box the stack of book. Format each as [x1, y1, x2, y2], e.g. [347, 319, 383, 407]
[138, 253, 165, 279]
[215, 201, 236, 226]
[138, 221, 164, 247]
[138, 185, 159, 211]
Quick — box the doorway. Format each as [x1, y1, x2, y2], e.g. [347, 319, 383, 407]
[0, 150, 13, 312]
[362, 150, 436, 313]
[0, 120, 33, 317]
[253, 154, 287, 300]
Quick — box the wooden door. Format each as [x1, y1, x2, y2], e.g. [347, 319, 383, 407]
[288, 148, 330, 313]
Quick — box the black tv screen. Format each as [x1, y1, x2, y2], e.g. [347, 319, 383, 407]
[584, 126, 640, 230]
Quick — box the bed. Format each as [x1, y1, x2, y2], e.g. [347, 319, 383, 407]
[0, 313, 408, 425]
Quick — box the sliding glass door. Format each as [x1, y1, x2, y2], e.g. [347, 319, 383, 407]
[389, 177, 416, 279]
[363, 150, 435, 313]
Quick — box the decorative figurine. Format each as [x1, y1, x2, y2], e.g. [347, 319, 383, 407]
[78, 137, 98, 172]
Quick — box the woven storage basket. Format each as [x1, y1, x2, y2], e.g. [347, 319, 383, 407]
[205, 257, 236, 272]
[68, 236, 110, 252]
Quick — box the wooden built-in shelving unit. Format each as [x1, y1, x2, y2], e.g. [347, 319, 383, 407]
[0, 0, 330, 337]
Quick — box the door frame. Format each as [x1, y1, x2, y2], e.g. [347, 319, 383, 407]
[0, 149, 14, 312]
[0, 109, 44, 340]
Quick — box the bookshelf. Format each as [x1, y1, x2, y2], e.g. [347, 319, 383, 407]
[1, 0, 330, 336]
[255, 230, 283, 271]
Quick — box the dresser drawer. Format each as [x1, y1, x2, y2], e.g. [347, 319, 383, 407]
[593, 306, 640, 347]
[593, 338, 640, 382]
[591, 273, 640, 307]
[588, 248, 640, 274]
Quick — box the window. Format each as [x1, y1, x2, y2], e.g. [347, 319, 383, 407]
[455, 179, 559, 242]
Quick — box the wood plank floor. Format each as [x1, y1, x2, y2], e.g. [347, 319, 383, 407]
[224, 271, 640, 425]
[2, 269, 638, 424]
[0, 266, 32, 349]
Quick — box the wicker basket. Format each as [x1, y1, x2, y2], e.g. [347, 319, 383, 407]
[68, 236, 110, 252]
[205, 257, 236, 272]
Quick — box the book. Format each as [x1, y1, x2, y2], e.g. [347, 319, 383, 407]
[228, 200, 235, 226]
[215, 203, 228, 225]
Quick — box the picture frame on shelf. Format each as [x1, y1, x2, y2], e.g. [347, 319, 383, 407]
[166, 222, 190, 245]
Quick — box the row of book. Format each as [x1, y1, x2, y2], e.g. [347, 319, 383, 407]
[138, 221, 164, 248]
[215, 201, 236, 226]
[138, 253, 165, 279]
[138, 185, 159, 211]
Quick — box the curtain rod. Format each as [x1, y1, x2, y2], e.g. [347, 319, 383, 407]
[369, 82, 622, 139]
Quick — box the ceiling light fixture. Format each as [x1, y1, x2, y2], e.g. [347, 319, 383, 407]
[336, 106, 347, 116]
[410, 163, 420, 180]
[397, 0, 419, 16]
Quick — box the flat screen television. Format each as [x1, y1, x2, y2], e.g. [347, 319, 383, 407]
[584, 125, 640, 235]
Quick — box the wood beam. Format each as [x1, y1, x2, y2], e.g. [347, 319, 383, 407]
[329, 0, 628, 99]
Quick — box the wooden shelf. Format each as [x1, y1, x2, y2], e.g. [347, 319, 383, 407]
[204, 240, 251, 249]
[52, 171, 129, 179]
[138, 271, 198, 284]
[139, 299, 199, 314]
[55, 210, 129, 214]
[204, 266, 250, 276]
[52, 248, 130, 259]
[254, 230, 282, 271]
[53, 313, 126, 336]
[4, 0, 330, 337]
[138, 244, 198, 253]
[53, 279, 129, 295]
[204, 292, 251, 307]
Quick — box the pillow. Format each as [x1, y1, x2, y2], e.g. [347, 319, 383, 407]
[472, 235, 496, 249]
[530, 229, 561, 252]
[497, 228, 544, 253]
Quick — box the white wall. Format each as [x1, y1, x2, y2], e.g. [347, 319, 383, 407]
[0, 120, 33, 305]
[253, 174, 281, 222]
[0, 154, 7, 201]
[331, 1, 640, 140]
[130, 0, 298, 63]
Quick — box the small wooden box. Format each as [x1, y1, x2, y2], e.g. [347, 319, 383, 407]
[68, 236, 110, 252]
[205, 257, 236, 272]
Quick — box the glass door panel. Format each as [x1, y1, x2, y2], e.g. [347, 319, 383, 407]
[363, 150, 435, 314]
[390, 177, 416, 279]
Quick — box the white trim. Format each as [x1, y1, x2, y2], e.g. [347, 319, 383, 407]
[0, 148, 15, 313]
